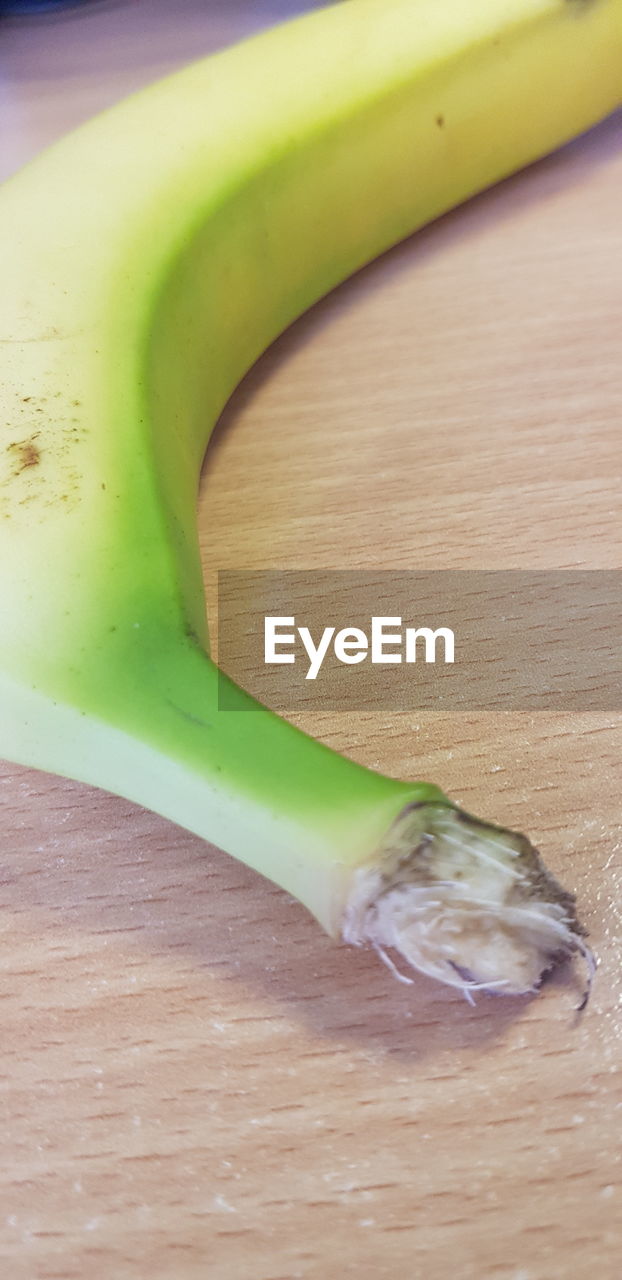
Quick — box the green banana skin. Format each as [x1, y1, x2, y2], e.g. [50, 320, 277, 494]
[0, 0, 620, 991]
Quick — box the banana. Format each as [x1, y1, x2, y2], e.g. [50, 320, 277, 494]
[0, 0, 619, 1000]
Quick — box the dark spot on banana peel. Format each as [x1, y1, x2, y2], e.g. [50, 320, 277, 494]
[7, 435, 41, 473]
[184, 621, 203, 646]
[436, 114, 445, 128]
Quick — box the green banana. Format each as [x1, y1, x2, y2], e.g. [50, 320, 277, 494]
[1, 0, 619, 1001]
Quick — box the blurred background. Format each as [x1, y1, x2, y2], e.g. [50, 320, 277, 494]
[0, 0, 331, 178]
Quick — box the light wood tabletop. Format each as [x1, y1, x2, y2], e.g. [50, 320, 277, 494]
[1, 3, 621, 1278]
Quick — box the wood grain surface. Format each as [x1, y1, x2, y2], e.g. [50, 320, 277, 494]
[1, 3, 621, 1278]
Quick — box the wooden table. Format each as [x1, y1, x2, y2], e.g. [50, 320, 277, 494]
[1, 3, 620, 1277]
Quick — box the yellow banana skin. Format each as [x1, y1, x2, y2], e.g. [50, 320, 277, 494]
[0, 0, 619, 995]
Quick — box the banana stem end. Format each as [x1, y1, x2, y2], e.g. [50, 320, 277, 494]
[341, 802, 594, 1008]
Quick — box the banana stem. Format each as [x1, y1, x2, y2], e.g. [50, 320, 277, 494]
[2, 634, 591, 1002]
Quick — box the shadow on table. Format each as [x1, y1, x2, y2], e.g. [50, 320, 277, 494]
[1, 767, 589, 1066]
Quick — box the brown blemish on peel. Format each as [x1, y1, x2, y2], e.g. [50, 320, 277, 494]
[1, 391, 85, 521]
[7, 434, 41, 473]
